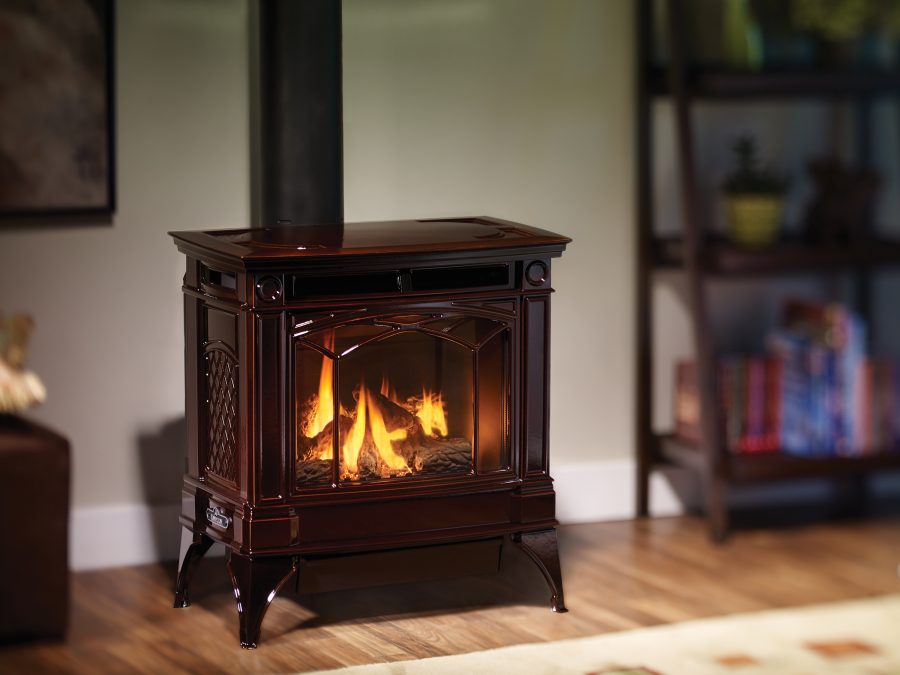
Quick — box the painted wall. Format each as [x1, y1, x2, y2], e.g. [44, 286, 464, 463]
[0, 0, 251, 513]
[342, 0, 636, 468]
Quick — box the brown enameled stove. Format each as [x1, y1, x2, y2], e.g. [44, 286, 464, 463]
[170, 216, 570, 648]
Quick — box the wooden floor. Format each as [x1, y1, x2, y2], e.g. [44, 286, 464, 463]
[3, 516, 899, 674]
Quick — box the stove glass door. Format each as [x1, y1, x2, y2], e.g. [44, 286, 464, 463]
[294, 311, 510, 487]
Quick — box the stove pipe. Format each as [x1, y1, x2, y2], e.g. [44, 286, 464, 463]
[253, 0, 343, 227]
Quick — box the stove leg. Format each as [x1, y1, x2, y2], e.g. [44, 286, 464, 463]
[226, 551, 298, 649]
[174, 531, 214, 608]
[513, 529, 567, 613]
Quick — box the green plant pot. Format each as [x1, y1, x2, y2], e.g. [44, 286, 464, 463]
[726, 194, 784, 247]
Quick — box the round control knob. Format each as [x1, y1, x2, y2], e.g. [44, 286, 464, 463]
[256, 276, 282, 302]
[525, 261, 548, 286]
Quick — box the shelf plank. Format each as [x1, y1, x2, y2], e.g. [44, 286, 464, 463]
[730, 451, 900, 483]
[653, 237, 900, 276]
[649, 67, 900, 99]
[657, 434, 900, 484]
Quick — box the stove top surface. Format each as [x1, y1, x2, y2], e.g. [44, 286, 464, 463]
[170, 217, 571, 262]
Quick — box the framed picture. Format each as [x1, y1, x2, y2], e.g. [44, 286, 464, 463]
[0, 0, 115, 217]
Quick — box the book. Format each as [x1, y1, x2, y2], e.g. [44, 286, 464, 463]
[768, 329, 811, 456]
[674, 361, 700, 445]
[673, 356, 777, 454]
[672, 299, 897, 457]
[773, 301, 872, 457]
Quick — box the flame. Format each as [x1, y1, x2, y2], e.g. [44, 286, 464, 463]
[380, 375, 396, 401]
[300, 343, 453, 478]
[341, 384, 367, 473]
[416, 389, 448, 437]
[367, 387, 409, 471]
[302, 332, 335, 460]
[340, 383, 409, 478]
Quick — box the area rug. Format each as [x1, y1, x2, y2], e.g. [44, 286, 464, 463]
[309, 594, 900, 674]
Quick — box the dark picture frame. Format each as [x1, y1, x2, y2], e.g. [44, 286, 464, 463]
[0, 0, 116, 219]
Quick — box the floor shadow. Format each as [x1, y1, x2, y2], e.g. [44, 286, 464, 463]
[731, 493, 900, 532]
[648, 466, 900, 527]
[136, 416, 188, 578]
[177, 534, 556, 633]
[655, 465, 703, 514]
[282, 539, 554, 631]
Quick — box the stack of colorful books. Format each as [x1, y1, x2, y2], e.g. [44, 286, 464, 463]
[674, 301, 900, 457]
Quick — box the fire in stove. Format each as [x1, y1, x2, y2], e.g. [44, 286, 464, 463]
[297, 334, 472, 483]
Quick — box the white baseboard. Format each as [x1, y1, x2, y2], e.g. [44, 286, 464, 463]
[70, 503, 183, 571]
[70, 459, 680, 571]
[70, 503, 228, 571]
[553, 458, 685, 523]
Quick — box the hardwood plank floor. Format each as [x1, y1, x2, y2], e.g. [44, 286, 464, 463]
[2, 516, 899, 674]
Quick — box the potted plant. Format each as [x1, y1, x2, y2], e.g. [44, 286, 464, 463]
[792, 0, 900, 69]
[723, 136, 788, 247]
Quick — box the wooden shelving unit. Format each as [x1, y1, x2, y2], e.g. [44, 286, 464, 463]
[657, 434, 900, 483]
[653, 237, 900, 275]
[635, 0, 900, 540]
[647, 67, 900, 99]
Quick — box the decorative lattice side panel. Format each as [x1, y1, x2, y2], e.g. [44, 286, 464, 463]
[205, 347, 238, 486]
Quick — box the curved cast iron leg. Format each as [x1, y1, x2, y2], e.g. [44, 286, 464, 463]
[226, 551, 298, 649]
[174, 531, 214, 608]
[513, 528, 567, 613]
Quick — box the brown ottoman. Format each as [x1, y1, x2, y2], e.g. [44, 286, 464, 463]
[0, 415, 69, 641]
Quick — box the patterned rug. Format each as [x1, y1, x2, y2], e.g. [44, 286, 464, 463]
[309, 594, 900, 674]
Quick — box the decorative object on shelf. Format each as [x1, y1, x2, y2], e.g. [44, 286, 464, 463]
[751, 0, 817, 70]
[651, 0, 725, 69]
[803, 156, 879, 245]
[0, 314, 46, 413]
[792, 0, 900, 69]
[723, 135, 787, 247]
[723, 0, 764, 70]
[0, 0, 115, 217]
